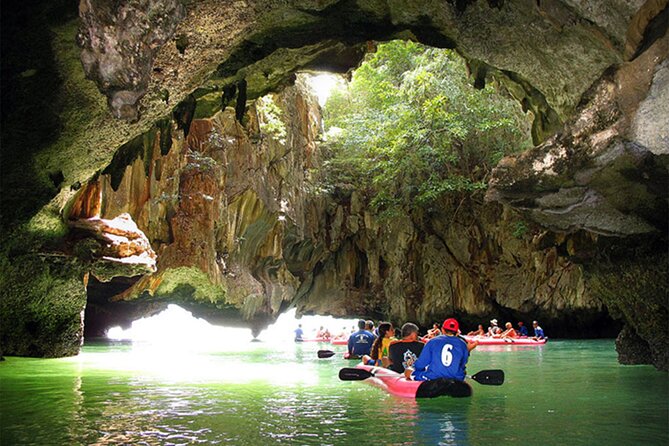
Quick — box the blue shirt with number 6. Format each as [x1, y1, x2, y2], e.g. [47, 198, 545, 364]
[411, 335, 469, 381]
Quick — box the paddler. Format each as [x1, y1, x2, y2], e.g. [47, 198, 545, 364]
[347, 319, 376, 357]
[387, 322, 425, 373]
[362, 322, 395, 367]
[404, 318, 471, 382]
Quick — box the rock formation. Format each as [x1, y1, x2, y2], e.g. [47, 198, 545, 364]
[0, 0, 666, 370]
[77, 0, 186, 120]
[79, 79, 619, 351]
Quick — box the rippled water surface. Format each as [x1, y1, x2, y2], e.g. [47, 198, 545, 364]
[1, 339, 667, 445]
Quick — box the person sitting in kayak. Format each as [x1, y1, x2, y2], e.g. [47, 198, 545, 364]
[347, 319, 376, 357]
[487, 319, 502, 336]
[424, 323, 442, 340]
[532, 321, 545, 340]
[404, 318, 470, 382]
[388, 322, 425, 373]
[294, 324, 304, 342]
[517, 321, 529, 337]
[365, 320, 377, 336]
[362, 322, 395, 367]
[466, 324, 485, 336]
[333, 326, 349, 341]
[499, 322, 518, 339]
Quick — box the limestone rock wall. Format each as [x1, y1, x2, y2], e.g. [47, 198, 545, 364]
[75, 77, 321, 333]
[80, 72, 614, 340]
[293, 192, 607, 337]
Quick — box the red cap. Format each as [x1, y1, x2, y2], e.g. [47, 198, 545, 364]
[442, 318, 459, 333]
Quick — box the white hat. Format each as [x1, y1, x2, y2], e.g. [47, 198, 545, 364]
[491, 319, 498, 325]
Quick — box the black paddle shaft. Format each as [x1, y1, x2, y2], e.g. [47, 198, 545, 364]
[339, 367, 504, 385]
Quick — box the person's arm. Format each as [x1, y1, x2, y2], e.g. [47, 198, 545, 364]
[347, 334, 354, 354]
[405, 342, 431, 379]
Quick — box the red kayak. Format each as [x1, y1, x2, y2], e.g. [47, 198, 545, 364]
[341, 364, 472, 398]
[298, 337, 330, 343]
[463, 335, 547, 345]
[330, 338, 348, 345]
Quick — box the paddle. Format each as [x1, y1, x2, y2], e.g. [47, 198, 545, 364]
[318, 349, 336, 358]
[338, 367, 504, 385]
[469, 369, 504, 385]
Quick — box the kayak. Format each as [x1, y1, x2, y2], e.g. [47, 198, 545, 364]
[330, 338, 348, 345]
[297, 337, 330, 343]
[346, 364, 472, 398]
[463, 335, 547, 345]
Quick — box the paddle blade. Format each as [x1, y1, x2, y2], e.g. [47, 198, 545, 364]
[470, 369, 505, 385]
[338, 367, 373, 381]
[318, 350, 336, 358]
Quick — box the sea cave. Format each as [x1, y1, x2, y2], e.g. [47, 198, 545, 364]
[1, 1, 668, 443]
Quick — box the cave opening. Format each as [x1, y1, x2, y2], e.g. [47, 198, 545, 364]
[99, 303, 359, 348]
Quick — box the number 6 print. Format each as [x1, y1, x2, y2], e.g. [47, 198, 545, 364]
[441, 344, 453, 366]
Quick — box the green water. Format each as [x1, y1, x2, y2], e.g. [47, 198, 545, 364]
[0, 339, 667, 445]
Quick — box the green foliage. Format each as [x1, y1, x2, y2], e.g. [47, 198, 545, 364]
[320, 40, 532, 213]
[257, 95, 287, 144]
[512, 221, 529, 239]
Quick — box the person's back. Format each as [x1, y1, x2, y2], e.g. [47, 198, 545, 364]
[294, 325, 304, 342]
[348, 320, 376, 356]
[388, 322, 424, 373]
[406, 318, 470, 381]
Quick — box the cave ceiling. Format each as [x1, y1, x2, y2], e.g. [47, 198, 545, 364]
[70, 0, 659, 194]
[3, 0, 665, 232]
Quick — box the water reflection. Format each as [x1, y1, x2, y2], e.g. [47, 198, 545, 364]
[373, 395, 472, 445]
[416, 399, 471, 446]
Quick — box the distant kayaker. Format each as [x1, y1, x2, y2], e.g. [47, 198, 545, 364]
[467, 324, 485, 336]
[347, 320, 376, 357]
[532, 321, 545, 340]
[388, 322, 425, 373]
[424, 323, 442, 340]
[404, 318, 471, 382]
[517, 321, 529, 337]
[294, 324, 304, 342]
[488, 319, 502, 336]
[365, 320, 377, 337]
[333, 326, 349, 340]
[499, 322, 518, 339]
[362, 322, 396, 367]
